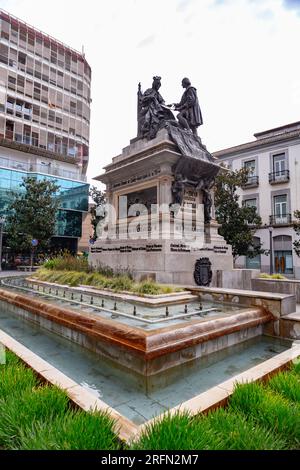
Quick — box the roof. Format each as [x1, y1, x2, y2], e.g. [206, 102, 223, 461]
[0, 9, 91, 71]
[213, 123, 300, 159]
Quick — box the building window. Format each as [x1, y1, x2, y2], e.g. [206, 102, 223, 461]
[244, 160, 256, 175]
[246, 236, 261, 270]
[244, 198, 257, 209]
[273, 194, 288, 224]
[273, 153, 286, 174]
[273, 235, 293, 275]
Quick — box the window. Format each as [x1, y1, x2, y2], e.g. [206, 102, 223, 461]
[26, 56, 34, 76]
[244, 160, 256, 175]
[274, 194, 288, 223]
[10, 26, 18, 44]
[1, 20, 10, 40]
[273, 235, 293, 274]
[9, 48, 18, 68]
[246, 237, 261, 269]
[25, 79, 33, 98]
[36, 37, 43, 57]
[17, 76, 25, 94]
[8, 74, 16, 91]
[273, 153, 286, 174]
[0, 44, 8, 64]
[244, 198, 257, 209]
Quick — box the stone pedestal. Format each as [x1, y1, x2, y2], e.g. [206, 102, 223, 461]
[90, 129, 233, 286]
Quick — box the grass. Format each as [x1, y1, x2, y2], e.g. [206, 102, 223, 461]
[229, 382, 300, 448]
[268, 370, 300, 404]
[132, 409, 286, 450]
[0, 349, 121, 451]
[34, 268, 181, 295]
[1, 349, 300, 450]
[19, 411, 121, 450]
[0, 386, 69, 449]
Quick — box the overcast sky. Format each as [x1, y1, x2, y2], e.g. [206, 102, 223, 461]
[2, 0, 300, 185]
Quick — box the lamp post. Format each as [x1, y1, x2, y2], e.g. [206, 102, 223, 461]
[0, 217, 4, 273]
[269, 225, 274, 275]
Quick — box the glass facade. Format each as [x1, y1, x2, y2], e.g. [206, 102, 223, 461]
[0, 168, 89, 238]
[0, 10, 91, 169]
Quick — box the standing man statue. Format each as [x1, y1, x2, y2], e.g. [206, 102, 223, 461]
[172, 78, 203, 136]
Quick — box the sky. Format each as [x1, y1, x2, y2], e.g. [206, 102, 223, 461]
[1, 0, 300, 186]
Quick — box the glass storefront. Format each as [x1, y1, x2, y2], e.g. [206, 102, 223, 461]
[0, 168, 88, 237]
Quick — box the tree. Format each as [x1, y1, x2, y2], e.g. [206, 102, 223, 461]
[6, 177, 60, 262]
[293, 210, 300, 256]
[89, 186, 106, 240]
[214, 168, 263, 260]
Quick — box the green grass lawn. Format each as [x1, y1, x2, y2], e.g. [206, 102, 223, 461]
[1, 349, 300, 450]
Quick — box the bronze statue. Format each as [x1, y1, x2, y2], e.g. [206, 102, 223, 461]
[172, 173, 185, 206]
[196, 178, 214, 224]
[172, 78, 203, 136]
[138, 77, 175, 140]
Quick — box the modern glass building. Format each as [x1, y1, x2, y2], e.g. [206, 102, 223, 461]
[0, 9, 91, 257]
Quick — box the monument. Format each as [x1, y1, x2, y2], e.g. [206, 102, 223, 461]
[90, 77, 233, 286]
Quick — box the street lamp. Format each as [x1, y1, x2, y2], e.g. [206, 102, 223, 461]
[0, 217, 4, 273]
[269, 225, 274, 275]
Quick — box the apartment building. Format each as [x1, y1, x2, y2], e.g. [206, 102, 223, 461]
[213, 121, 300, 279]
[0, 9, 91, 256]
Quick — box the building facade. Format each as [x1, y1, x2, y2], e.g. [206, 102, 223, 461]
[213, 121, 300, 279]
[0, 9, 91, 257]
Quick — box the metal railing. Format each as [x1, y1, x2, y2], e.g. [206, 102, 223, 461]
[0, 157, 87, 182]
[269, 213, 292, 225]
[269, 170, 290, 183]
[242, 175, 259, 188]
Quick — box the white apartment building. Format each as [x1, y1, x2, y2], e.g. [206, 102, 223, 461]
[213, 121, 300, 279]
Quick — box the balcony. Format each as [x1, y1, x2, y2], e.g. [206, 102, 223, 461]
[0, 157, 87, 182]
[269, 214, 292, 226]
[269, 170, 290, 184]
[242, 175, 259, 189]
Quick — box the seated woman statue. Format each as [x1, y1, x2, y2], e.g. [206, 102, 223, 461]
[139, 77, 175, 139]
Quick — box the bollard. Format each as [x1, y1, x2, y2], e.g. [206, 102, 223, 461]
[56, 289, 58, 296]
[184, 305, 188, 314]
[80, 294, 83, 302]
[90, 297, 94, 305]
[133, 306, 137, 316]
[166, 306, 169, 317]
[114, 302, 117, 311]
[101, 300, 105, 308]
[63, 290, 66, 298]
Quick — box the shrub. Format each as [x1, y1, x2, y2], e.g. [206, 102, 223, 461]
[19, 410, 120, 450]
[43, 255, 89, 273]
[34, 269, 182, 295]
[258, 273, 287, 280]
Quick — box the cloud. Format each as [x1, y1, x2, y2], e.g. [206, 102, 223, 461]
[255, 8, 274, 20]
[176, 0, 194, 12]
[137, 35, 155, 48]
[283, 0, 300, 11]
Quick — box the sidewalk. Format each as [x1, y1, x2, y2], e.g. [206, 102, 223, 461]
[0, 271, 25, 278]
